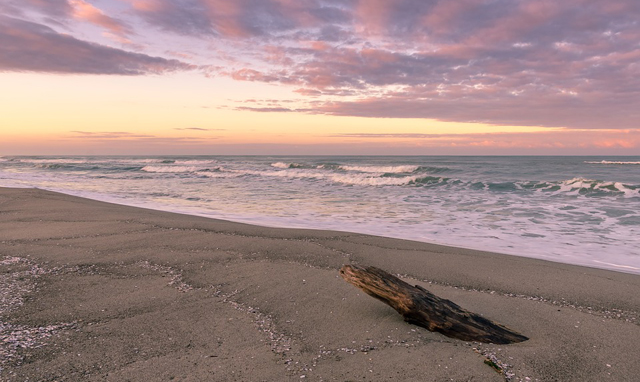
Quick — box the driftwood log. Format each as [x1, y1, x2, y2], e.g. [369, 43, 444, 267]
[340, 265, 528, 344]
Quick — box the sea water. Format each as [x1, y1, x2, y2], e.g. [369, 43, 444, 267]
[1, 156, 638, 274]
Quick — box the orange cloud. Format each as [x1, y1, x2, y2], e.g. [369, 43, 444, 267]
[594, 139, 637, 148]
[326, 129, 640, 151]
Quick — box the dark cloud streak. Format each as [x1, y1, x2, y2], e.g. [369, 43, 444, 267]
[131, 0, 354, 38]
[67, 131, 216, 144]
[0, 16, 193, 75]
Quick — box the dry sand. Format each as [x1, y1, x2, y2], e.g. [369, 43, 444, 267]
[1, 187, 639, 381]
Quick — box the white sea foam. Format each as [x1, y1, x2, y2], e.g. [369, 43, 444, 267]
[174, 159, 218, 165]
[239, 169, 326, 180]
[16, 157, 151, 165]
[592, 260, 640, 271]
[328, 174, 419, 186]
[559, 177, 596, 191]
[270, 162, 306, 169]
[553, 178, 639, 197]
[20, 158, 90, 164]
[141, 166, 200, 173]
[232, 168, 420, 186]
[584, 160, 640, 165]
[339, 165, 419, 173]
[198, 171, 241, 178]
[611, 182, 639, 197]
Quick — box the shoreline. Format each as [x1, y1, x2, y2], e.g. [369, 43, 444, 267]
[1, 187, 639, 381]
[3, 184, 638, 276]
[2, 154, 639, 276]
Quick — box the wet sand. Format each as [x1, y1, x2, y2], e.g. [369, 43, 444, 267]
[1, 187, 639, 381]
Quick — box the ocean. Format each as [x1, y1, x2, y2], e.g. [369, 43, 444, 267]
[1, 156, 638, 274]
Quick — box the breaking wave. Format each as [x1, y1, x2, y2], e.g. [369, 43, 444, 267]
[585, 160, 640, 165]
[271, 162, 307, 169]
[138, 165, 640, 196]
[339, 165, 420, 173]
[141, 166, 211, 173]
[20, 158, 92, 164]
[174, 159, 218, 165]
[328, 174, 419, 186]
[459, 178, 640, 198]
[553, 178, 639, 197]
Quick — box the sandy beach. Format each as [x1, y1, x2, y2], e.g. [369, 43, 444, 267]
[1, 187, 639, 381]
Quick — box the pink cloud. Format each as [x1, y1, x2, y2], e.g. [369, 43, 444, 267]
[230, 68, 282, 83]
[69, 0, 131, 38]
[354, 0, 392, 33]
[263, 45, 295, 66]
[13, 0, 134, 44]
[464, 1, 561, 47]
[129, 0, 164, 13]
[211, 0, 639, 128]
[294, 88, 322, 96]
[129, 0, 351, 38]
[421, 0, 483, 35]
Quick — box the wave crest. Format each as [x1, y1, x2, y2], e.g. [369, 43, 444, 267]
[271, 162, 307, 169]
[141, 166, 202, 173]
[329, 174, 419, 186]
[585, 160, 640, 165]
[556, 178, 639, 197]
[174, 159, 218, 165]
[339, 165, 419, 173]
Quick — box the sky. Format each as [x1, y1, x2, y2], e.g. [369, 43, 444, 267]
[1, 0, 639, 155]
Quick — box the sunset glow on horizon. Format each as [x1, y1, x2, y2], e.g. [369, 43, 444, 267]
[1, 0, 639, 155]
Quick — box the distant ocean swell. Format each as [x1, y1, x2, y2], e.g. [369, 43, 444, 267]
[135, 162, 639, 197]
[1, 156, 639, 274]
[3, 157, 640, 197]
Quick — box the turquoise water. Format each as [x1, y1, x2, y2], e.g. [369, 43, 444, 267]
[1, 156, 639, 274]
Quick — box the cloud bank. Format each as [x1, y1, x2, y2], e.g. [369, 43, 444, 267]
[4, 0, 640, 128]
[0, 16, 192, 75]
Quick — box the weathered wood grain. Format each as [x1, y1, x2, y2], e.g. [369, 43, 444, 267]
[340, 264, 528, 344]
